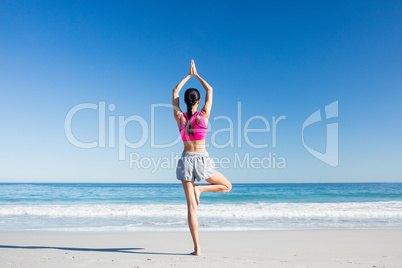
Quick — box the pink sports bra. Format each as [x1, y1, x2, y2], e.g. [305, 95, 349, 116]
[179, 111, 208, 141]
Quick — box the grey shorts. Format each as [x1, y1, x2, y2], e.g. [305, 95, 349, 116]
[176, 152, 216, 182]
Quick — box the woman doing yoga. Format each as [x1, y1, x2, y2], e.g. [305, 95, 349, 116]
[172, 60, 232, 256]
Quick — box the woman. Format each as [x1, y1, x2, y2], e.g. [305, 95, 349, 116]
[172, 60, 232, 256]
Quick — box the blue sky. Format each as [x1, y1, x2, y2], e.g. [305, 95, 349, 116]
[0, 1, 401, 183]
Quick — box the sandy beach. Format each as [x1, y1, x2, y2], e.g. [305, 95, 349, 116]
[0, 229, 401, 267]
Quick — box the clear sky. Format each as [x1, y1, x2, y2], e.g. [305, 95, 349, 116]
[0, 1, 401, 183]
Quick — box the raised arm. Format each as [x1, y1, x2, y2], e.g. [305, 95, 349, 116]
[172, 60, 194, 119]
[193, 64, 213, 119]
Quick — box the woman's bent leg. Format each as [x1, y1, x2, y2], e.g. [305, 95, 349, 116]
[200, 170, 232, 193]
[181, 180, 201, 256]
[194, 171, 232, 204]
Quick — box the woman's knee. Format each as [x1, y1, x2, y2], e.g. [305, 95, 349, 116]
[225, 181, 232, 192]
[187, 203, 198, 214]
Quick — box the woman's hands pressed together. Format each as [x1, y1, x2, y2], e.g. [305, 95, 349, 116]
[189, 59, 197, 76]
[191, 60, 198, 76]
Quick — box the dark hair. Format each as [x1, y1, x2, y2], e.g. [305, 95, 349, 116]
[184, 88, 200, 137]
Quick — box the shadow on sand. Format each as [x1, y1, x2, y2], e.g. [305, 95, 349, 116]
[0, 245, 190, 256]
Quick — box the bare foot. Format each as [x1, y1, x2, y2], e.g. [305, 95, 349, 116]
[194, 185, 201, 206]
[190, 250, 201, 256]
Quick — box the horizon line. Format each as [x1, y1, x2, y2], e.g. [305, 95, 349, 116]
[0, 181, 401, 184]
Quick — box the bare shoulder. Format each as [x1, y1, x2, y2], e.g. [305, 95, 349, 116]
[200, 109, 210, 119]
[174, 111, 183, 125]
[175, 110, 183, 118]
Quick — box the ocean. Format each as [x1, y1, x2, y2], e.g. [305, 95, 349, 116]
[0, 183, 401, 232]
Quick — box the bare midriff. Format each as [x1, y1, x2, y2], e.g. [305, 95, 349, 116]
[182, 140, 207, 153]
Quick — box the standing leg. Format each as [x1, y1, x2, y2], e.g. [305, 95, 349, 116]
[181, 180, 201, 256]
